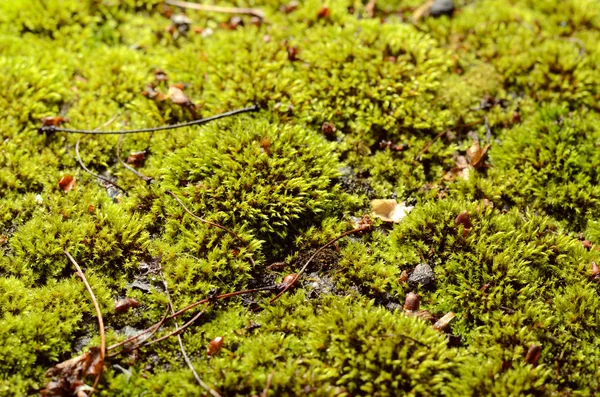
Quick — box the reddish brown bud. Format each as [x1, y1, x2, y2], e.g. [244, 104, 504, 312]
[317, 5, 331, 19]
[207, 336, 224, 356]
[525, 344, 541, 366]
[321, 121, 336, 137]
[114, 298, 140, 314]
[403, 292, 420, 313]
[282, 274, 297, 289]
[455, 211, 471, 228]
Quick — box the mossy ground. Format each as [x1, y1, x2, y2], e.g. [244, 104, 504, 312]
[1, 0, 600, 395]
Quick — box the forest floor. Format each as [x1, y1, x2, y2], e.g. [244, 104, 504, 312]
[1, 0, 600, 396]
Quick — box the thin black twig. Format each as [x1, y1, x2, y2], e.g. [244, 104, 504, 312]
[42, 105, 258, 134]
[76, 138, 128, 194]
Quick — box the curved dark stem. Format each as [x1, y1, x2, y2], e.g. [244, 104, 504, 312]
[43, 105, 259, 134]
[166, 190, 256, 267]
[76, 137, 128, 194]
[140, 303, 211, 348]
[269, 225, 372, 304]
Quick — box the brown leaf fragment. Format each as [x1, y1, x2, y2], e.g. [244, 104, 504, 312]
[525, 344, 542, 366]
[41, 116, 69, 127]
[0, 235, 7, 245]
[582, 240, 592, 249]
[115, 298, 141, 314]
[207, 336, 224, 356]
[42, 347, 103, 397]
[433, 312, 456, 331]
[371, 199, 413, 223]
[167, 85, 193, 106]
[154, 69, 168, 82]
[466, 140, 491, 170]
[58, 175, 76, 192]
[126, 151, 146, 168]
[317, 5, 330, 19]
[280, 1, 299, 13]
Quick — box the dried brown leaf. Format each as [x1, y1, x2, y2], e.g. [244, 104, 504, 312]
[168, 85, 193, 106]
[58, 175, 76, 192]
[371, 199, 413, 223]
[466, 140, 491, 170]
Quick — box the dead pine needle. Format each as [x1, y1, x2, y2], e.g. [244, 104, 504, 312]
[160, 270, 221, 397]
[261, 371, 274, 397]
[167, 190, 256, 266]
[270, 224, 372, 304]
[64, 251, 105, 395]
[166, 0, 265, 19]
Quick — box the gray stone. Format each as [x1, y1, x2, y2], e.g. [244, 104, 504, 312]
[430, 0, 455, 17]
[408, 263, 435, 287]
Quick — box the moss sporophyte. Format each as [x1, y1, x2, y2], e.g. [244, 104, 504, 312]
[1, 0, 600, 395]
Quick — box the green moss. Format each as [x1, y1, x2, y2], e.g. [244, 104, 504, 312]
[1, 0, 600, 396]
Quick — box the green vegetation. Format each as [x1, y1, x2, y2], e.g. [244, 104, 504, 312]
[0, 0, 599, 395]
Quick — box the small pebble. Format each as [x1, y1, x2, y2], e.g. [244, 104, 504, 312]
[408, 263, 435, 287]
[430, 0, 455, 17]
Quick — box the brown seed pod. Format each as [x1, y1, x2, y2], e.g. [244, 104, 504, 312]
[115, 298, 140, 314]
[525, 344, 542, 366]
[282, 274, 297, 289]
[455, 210, 471, 228]
[433, 312, 456, 331]
[207, 336, 224, 356]
[403, 292, 420, 313]
[321, 121, 336, 137]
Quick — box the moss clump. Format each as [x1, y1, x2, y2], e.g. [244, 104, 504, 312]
[161, 115, 344, 242]
[1, 0, 600, 396]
